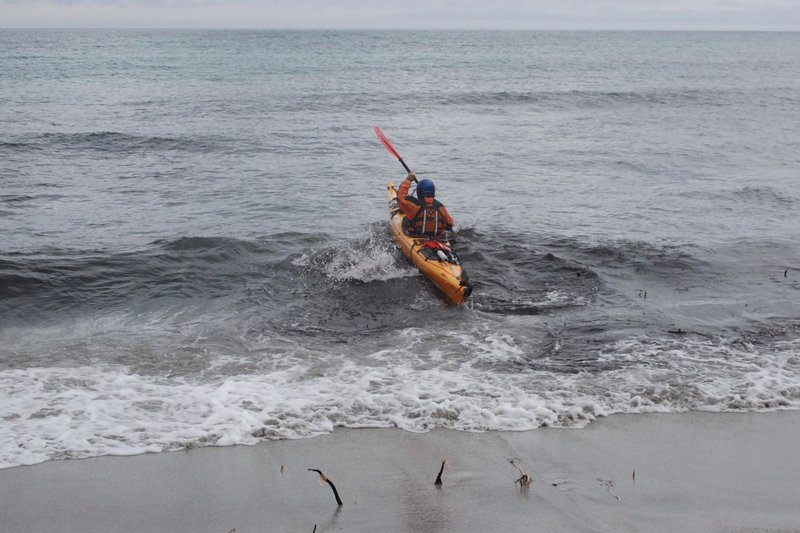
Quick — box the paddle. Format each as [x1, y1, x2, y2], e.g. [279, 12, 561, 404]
[375, 126, 412, 174]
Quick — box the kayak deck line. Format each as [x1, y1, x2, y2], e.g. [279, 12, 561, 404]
[387, 181, 472, 304]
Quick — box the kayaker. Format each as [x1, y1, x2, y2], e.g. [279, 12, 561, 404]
[397, 171, 455, 238]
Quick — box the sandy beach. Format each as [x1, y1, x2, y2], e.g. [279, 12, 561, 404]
[2, 411, 800, 533]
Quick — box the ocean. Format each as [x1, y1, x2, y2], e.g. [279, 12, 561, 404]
[1, 29, 799, 469]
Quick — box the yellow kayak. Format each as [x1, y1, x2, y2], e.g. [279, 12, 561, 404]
[387, 181, 472, 304]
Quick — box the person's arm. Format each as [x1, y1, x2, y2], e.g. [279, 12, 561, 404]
[439, 205, 455, 230]
[396, 171, 418, 217]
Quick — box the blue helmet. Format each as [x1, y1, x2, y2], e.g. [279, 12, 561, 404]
[417, 179, 435, 199]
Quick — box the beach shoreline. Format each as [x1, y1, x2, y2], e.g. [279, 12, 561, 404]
[2, 410, 800, 532]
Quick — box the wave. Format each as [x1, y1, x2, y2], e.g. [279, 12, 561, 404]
[286, 87, 750, 115]
[1, 227, 791, 353]
[431, 88, 742, 108]
[292, 228, 415, 284]
[456, 229, 599, 315]
[0, 194, 36, 204]
[0, 229, 718, 330]
[0, 236, 280, 320]
[2, 227, 798, 469]
[153, 235, 263, 255]
[732, 186, 797, 206]
[540, 236, 712, 279]
[1, 321, 798, 469]
[0, 228, 429, 332]
[0, 131, 234, 155]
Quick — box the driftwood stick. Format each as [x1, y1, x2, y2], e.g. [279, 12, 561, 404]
[598, 478, 621, 501]
[509, 458, 532, 488]
[434, 459, 447, 485]
[308, 469, 343, 506]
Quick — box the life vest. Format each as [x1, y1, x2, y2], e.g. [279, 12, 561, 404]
[407, 197, 447, 236]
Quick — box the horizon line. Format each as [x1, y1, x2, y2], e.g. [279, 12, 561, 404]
[2, 26, 799, 32]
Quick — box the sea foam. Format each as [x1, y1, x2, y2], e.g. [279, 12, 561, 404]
[2, 331, 798, 469]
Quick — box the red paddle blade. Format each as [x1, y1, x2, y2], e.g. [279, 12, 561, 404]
[375, 126, 402, 160]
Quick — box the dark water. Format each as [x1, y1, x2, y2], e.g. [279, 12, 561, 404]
[1, 30, 799, 468]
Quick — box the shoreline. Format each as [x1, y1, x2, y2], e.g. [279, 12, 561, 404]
[2, 410, 800, 532]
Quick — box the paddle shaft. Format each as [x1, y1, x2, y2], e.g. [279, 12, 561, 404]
[398, 157, 411, 174]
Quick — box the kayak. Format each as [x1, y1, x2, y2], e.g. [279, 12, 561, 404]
[387, 181, 472, 304]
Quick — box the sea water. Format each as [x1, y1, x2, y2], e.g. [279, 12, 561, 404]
[1, 30, 799, 468]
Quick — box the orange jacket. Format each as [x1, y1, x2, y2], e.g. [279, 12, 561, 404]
[397, 176, 455, 237]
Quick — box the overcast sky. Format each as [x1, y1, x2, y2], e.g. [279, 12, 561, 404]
[2, 0, 799, 30]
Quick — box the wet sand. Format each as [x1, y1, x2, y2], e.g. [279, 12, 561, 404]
[2, 411, 799, 532]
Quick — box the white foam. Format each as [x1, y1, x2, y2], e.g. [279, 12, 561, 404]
[293, 231, 415, 283]
[1, 332, 798, 469]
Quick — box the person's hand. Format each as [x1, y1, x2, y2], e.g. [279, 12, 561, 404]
[407, 171, 417, 182]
